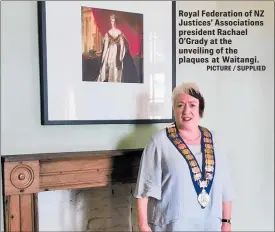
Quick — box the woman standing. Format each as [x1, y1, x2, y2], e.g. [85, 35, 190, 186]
[134, 82, 234, 231]
[96, 14, 125, 83]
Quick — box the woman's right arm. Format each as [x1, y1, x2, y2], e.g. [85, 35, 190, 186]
[134, 137, 162, 232]
[137, 198, 152, 232]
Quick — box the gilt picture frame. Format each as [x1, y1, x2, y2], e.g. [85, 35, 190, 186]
[37, 1, 176, 125]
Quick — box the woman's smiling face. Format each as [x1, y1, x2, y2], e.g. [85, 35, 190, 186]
[173, 93, 201, 130]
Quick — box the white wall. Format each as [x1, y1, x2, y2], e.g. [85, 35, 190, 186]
[1, 1, 166, 156]
[1, 1, 274, 231]
[177, 1, 274, 231]
[215, 2, 274, 231]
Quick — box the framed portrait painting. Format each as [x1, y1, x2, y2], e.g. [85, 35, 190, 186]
[37, 1, 176, 125]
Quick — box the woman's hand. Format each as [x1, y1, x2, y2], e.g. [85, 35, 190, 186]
[221, 222, 231, 232]
[139, 223, 152, 232]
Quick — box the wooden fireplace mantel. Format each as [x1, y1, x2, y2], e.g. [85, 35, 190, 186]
[2, 148, 143, 232]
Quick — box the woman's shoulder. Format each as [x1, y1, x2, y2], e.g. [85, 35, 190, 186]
[150, 127, 169, 143]
[141, 128, 168, 150]
[199, 126, 217, 141]
[201, 127, 227, 157]
[116, 28, 122, 34]
[142, 128, 169, 157]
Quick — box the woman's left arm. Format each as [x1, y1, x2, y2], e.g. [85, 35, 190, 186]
[214, 132, 234, 232]
[222, 201, 232, 231]
[221, 152, 234, 232]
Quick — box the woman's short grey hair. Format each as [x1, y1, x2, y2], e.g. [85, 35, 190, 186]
[172, 82, 205, 117]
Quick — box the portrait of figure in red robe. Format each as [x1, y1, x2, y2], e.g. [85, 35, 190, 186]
[82, 6, 143, 84]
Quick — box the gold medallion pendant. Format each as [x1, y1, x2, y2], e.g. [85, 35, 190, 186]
[198, 188, 210, 208]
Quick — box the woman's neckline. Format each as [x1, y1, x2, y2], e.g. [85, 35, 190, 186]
[186, 144, 201, 147]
